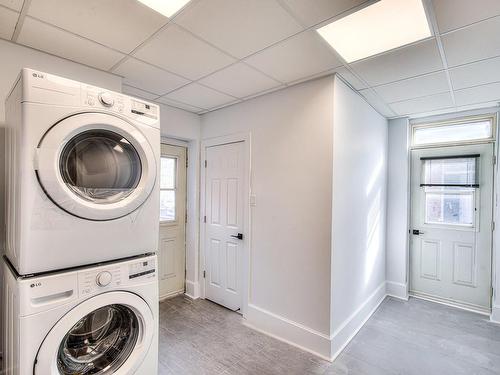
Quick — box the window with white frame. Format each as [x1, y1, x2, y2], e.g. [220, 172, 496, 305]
[412, 116, 495, 148]
[421, 155, 479, 227]
[159, 156, 176, 222]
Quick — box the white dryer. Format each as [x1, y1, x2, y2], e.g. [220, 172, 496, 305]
[5, 69, 160, 275]
[2, 254, 158, 374]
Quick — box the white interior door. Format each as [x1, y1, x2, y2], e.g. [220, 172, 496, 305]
[410, 143, 493, 312]
[204, 141, 245, 311]
[158, 144, 186, 300]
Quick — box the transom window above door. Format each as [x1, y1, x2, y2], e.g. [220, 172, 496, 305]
[160, 156, 176, 222]
[411, 115, 495, 148]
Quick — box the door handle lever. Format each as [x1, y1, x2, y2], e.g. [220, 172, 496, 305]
[231, 233, 244, 240]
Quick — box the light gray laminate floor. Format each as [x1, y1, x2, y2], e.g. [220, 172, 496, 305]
[158, 296, 500, 375]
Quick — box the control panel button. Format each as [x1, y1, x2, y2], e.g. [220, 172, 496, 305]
[98, 92, 114, 107]
[96, 271, 112, 287]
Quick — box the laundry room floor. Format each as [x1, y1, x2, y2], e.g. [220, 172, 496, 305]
[158, 296, 500, 375]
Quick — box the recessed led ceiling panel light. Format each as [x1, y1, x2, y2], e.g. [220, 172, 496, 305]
[137, 0, 191, 18]
[317, 0, 432, 63]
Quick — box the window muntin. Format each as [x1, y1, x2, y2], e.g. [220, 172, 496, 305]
[60, 130, 142, 203]
[160, 156, 176, 222]
[412, 116, 494, 147]
[57, 304, 139, 374]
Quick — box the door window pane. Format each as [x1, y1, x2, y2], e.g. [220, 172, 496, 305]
[160, 157, 175, 189]
[425, 189, 474, 226]
[160, 156, 176, 221]
[422, 157, 478, 187]
[160, 190, 175, 221]
[413, 119, 493, 146]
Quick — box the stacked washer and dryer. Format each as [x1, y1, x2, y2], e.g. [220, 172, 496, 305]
[1, 69, 161, 374]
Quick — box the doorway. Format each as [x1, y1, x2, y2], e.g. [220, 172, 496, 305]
[158, 144, 187, 300]
[409, 143, 494, 313]
[202, 139, 249, 312]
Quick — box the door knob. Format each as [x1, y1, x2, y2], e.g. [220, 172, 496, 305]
[231, 233, 244, 240]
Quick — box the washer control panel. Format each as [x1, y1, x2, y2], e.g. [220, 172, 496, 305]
[79, 266, 121, 296]
[77, 256, 156, 297]
[128, 258, 156, 280]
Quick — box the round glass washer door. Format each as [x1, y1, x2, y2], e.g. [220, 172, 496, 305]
[36, 113, 156, 221]
[35, 292, 154, 375]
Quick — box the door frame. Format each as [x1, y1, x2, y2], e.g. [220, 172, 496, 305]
[159, 139, 188, 300]
[200, 132, 251, 316]
[406, 114, 497, 315]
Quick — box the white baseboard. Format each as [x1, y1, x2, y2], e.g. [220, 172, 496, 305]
[330, 282, 387, 360]
[244, 304, 332, 360]
[159, 289, 184, 302]
[386, 281, 408, 301]
[185, 280, 200, 299]
[491, 305, 500, 324]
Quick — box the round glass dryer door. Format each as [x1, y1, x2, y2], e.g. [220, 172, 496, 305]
[59, 130, 141, 203]
[36, 113, 157, 221]
[35, 292, 154, 374]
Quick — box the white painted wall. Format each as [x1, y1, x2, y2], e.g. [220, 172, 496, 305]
[159, 104, 202, 298]
[385, 117, 409, 299]
[330, 77, 388, 356]
[201, 77, 334, 345]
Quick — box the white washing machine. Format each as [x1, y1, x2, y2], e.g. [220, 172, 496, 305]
[5, 68, 160, 275]
[2, 253, 158, 374]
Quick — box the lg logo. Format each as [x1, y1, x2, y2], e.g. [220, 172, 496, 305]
[30, 282, 42, 288]
[32, 72, 44, 79]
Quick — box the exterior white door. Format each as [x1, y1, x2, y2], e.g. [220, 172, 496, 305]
[204, 142, 245, 311]
[158, 144, 186, 300]
[410, 143, 493, 312]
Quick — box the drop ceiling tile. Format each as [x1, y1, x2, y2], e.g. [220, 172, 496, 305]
[441, 16, 500, 67]
[389, 92, 454, 116]
[0, 0, 22, 11]
[282, 0, 369, 27]
[449, 56, 500, 90]
[245, 30, 342, 83]
[28, 0, 167, 53]
[164, 83, 236, 110]
[374, 71, 450, 103]
[122, 85, 158, 101]
[156, 96, 204, 113]
[454, 82, 500, 106]
[134, 24, 235, 80]
[351, 39, 443, 86]
[18, 17, 125, 70]
[334, 67, 367, 90]
[175, 0, 303, 59]
[198, 63, 281, 98]
[113, 58, 189, 96]
[433, 0, 500, 33]
[0, 6, 18, 39]
[359, 89, 396, 118]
